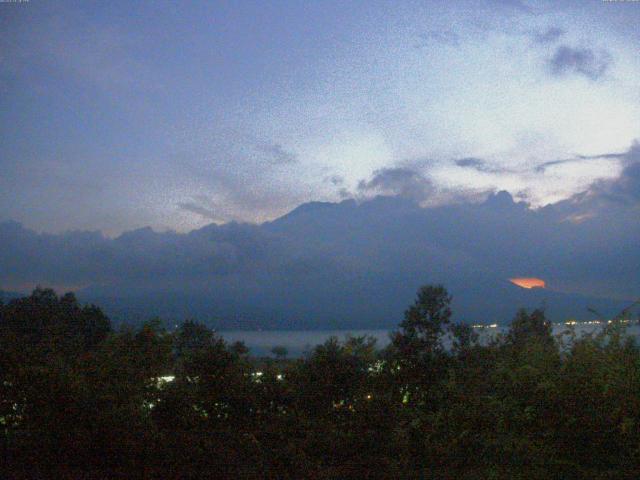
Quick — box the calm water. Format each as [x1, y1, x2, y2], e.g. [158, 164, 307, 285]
[220, 322, 640, 357]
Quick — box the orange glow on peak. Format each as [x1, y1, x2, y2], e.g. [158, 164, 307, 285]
[509, 277, 546, 289]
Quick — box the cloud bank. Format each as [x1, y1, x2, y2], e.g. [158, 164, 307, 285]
[357, 167, 433, 202]
[2, 151, 639, 328]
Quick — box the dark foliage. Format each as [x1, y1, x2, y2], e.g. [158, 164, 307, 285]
[1, 286, 639, 479]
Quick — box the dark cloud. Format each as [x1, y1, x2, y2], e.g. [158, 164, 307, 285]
[454, 157, 508, 174]
[548, 45, 612, 80]
[535, 150, 627, 173]
[533, 27, 565, 44]
[545, 142, 640, 219]
[576, 152, 627, 160]
[322, 175, 352, 199]
[254, 142, 297, 164]
[0, 220, 273, 288]
[614, 161, 640, 201]
[177, 194, 234, 222]
[535, 157, 596, 173]
[455, 158, 485, 169]
[324, 175, 345, 186]
[624, 141, 640, 164]
[177, 201, 219, 221]
[357, 167, 432, 201]
[337, 188, 352, 199]
[586, 142, 640, 204]
[537, 144, 639, 204]
[534, 159, 573, 173]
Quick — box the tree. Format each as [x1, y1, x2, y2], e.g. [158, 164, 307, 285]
[0, 287, 111, 362]
[506, 308, 553, 348]
[393, 284, 452, 356]
[449, 321, 479, 357]
[381, 284, 454, 429]
[230, 340, 250, 357]
[174, 319, 213, 357]
[271, 345, 288, 360]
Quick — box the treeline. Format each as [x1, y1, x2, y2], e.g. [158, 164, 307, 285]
[1, 286, 640, 479]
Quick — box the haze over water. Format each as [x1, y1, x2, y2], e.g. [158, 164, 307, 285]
[221, 322, 640, 357]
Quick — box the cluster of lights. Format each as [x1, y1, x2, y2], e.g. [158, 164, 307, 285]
[564, 319, 631, 326]
[468, 319, 634, 328]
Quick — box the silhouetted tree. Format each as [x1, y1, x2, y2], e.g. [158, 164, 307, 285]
[449, 321, 479, 356]
[230, 340, 250, 357]
[3, 286, 640, 479]
[271, 345, 288, 359]
[175, 319, 213, 357]
[506, 307, 553, 348]
[388, 285, 452, 411]
[394, 284, 452, 354]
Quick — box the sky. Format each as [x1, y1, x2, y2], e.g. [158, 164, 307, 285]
[2, 0, 640, 235]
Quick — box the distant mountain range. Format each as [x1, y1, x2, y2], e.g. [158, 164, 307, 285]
[1, 191, 638, 329]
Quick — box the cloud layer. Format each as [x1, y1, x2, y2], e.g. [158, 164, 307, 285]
[2, 3, 640, 234]
[2, 155, 639, 327]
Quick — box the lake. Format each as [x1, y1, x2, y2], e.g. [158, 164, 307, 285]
[220, 322, 640, 357]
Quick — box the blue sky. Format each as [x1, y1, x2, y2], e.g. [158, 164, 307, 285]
[2, 0, 640, 235]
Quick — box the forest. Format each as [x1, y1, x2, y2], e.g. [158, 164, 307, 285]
[2, 286, 640, 479]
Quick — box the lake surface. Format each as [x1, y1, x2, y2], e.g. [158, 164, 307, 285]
[220, 322, 640, 357]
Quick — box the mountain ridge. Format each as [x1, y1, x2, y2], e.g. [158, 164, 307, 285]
[1, 191, 638, 328]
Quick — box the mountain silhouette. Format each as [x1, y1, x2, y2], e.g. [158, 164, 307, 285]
[1, 190, 637, 328]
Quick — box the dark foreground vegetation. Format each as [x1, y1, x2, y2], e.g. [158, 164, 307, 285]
[2, 286, 640, 479]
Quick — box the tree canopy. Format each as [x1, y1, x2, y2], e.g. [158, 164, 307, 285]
[2, 285, 640, 479]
